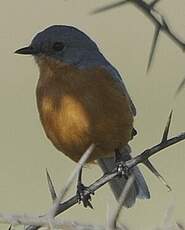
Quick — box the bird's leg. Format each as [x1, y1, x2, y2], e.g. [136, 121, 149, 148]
[115, 148, 129, 179]
[76, 167, 94, 209]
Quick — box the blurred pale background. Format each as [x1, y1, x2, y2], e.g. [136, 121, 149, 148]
[0, 0, 185, 229]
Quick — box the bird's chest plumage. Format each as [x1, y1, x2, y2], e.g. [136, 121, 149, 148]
[37, 89, 91, 160]
[36, 58, 133, 162]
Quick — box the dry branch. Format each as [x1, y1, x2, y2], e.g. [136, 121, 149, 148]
[2, 112, 185, 230]
[92, 0, 185, 72]
[1, 212, 104, 230]
[4, 2, 185, 230]
[23, 113, 185, 229]
[3, 127, 185, 230]
[47, 144, 95, 219]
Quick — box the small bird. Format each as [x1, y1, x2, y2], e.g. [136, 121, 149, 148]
[15, 25, 150, 208]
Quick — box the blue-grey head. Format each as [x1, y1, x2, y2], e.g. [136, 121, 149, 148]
[15, 25, 107, 67]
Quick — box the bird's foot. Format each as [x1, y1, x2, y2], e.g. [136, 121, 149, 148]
[116, 162, 130, 179]
[77, 183, 94, 209]
[115, 148, 130, 179]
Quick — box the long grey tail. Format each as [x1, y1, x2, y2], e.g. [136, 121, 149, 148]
[97, 145, 150, 208]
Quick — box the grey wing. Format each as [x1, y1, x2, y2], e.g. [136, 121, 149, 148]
[97, 145, 150, 208]
[103, 64, 136, 116]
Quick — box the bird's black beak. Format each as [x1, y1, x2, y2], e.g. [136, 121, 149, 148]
[15, 46, 39, 55]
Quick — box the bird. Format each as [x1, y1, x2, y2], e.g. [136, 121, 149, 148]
[15, 25, 150, 208]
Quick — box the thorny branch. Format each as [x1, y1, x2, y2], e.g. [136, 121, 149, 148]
[47, 144, 95, 219]
[92, 0, 185, 72]
[4, 2, 185, 230]
[5, 111, 183, 229]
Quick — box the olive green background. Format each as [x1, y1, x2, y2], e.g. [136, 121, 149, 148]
[0, 0, 185, 229]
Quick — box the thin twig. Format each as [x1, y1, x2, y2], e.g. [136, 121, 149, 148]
[177, 222, 185, 230]
[26, 131, 185, 230]
[175, 77, 185, 96]
[47, 144, 95, 219]
[150, 0, 160, 8]
[91, 0, 129, 14]
[126, 132, 185, 169]
[46, 169, 57, 202]
[161, 110, 173, 143]
[143, 159, 171, 191]
[107, 176, 134, 230]
[0, 128, 184, 230]
[92, 0, 185, 71]
[147, 24, 160, 72]
[0, 212, 104, 230]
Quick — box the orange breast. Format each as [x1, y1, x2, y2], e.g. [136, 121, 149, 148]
[36, 56, 134, 162]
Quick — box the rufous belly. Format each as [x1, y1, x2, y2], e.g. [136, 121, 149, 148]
[36, 58, 134, 162]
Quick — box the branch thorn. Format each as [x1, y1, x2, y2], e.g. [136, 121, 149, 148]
[46, 169, 57, 202]
[175, 77, 185, 96]
[147, 24, 161, 72]
[161, 110, 173, 143]
[91, 0, 129, 14]
[144, 159, 172, 191]
[149, 0, 161, 9]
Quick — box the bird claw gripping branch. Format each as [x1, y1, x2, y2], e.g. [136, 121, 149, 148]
[77, 183, 94, 209]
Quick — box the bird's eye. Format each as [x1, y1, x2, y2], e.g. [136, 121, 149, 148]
[52, 42, 65, 51]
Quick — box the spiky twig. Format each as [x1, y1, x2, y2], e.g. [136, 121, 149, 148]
[46, 169, 57, 202]
[91, 0, 129, 14]
[175, 77, 185, 96]
[0, 212, 104, 230]
[25, 111, 185, 230]
[0, 111, 183, 230]
[47, 144, 95, 219]
[0, 127, 184, 230]
[92, 0, 185, 71]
